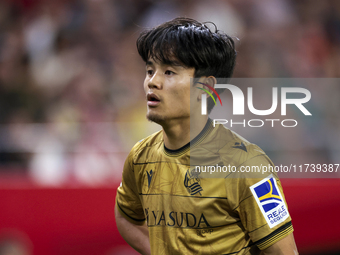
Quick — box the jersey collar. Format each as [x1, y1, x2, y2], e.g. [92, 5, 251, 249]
[163, 118, 214, 157]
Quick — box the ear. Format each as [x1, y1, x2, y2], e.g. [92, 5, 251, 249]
[205, 76, 217, 93]
[196, 76, 217, 100]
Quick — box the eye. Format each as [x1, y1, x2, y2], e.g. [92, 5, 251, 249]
[165, 70, 175, 75]
[146, 69, 154, 76]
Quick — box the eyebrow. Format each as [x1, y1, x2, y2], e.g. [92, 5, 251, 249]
[146, 61, 154, 67]
[146, 60, 185, 68]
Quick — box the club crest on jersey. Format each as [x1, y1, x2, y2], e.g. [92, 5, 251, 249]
[250, 174, 289, 228]
[184, 169, 203, 196]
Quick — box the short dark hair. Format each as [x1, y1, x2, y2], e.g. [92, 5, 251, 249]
[137, 17, 237, 113]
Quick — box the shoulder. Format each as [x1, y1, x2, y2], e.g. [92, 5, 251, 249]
[127, 129, 163, 164]
[192, 123, 272, 179]
[208, 123, 268, 165]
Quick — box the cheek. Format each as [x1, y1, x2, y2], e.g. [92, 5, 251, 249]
[173, 85, 188, 100]
[176, 86, 192, 107]
[143, 78, 149, 92]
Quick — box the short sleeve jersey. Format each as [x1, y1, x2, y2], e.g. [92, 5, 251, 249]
[116, 119, 293, 255]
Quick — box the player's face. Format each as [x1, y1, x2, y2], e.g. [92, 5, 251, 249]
[144, 59, 196, 125]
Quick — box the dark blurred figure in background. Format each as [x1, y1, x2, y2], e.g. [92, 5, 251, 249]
[0, 229, 32, 255]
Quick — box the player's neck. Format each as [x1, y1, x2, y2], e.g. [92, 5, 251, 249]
[162, 116, 208, 150]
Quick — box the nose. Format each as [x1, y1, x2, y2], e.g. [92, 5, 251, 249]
[147, 71, 162, 89]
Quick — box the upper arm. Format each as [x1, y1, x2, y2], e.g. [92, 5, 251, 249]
[115, 200, 151, 255]
[261, 233, 298, 255]
[227, 154, 295, 250]
[116, 152, 145, 225]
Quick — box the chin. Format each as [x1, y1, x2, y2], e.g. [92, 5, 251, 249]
[146, 112, 166, 125]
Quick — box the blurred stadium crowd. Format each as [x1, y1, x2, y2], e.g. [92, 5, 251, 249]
[0, 0, 339, 186]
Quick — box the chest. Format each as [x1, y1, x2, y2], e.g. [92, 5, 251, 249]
[136, 162, 236, 228]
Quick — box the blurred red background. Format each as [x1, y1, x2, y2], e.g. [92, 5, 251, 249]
[1, 178, 340, 255]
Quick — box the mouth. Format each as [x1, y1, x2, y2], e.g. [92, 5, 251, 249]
[147, 93, 161, 106]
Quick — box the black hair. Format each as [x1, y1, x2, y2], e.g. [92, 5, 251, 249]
[137, 17, 237, 113]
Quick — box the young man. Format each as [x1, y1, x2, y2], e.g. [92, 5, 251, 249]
[115, 17, 298, 255]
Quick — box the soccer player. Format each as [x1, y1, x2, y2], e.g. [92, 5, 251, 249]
[115, 17, 298, 255]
